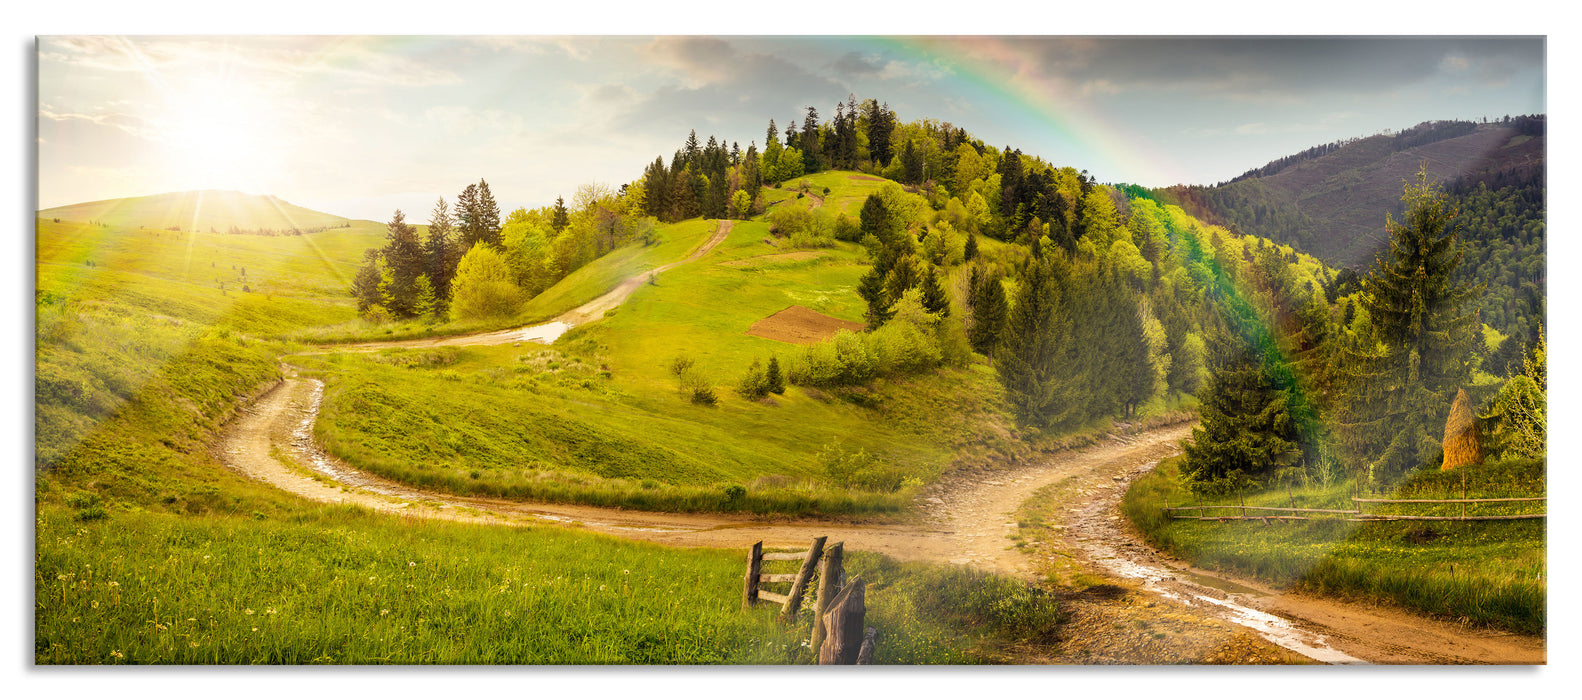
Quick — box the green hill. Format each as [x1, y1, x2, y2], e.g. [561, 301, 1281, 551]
[38, 189, 356, 233]
[1147, 117, 1545, 269]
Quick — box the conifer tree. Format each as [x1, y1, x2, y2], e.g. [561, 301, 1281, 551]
[995, 255, 1064, 427]
[551, 196, 570, 232]
[766, 356, 786, 395]
[1181, 328, 1299, 492]
[380, 209, 426, 318]
[1334, 170, 1480, 478]
[968, 269, 1008, 356]
[802, 106, 821, 172]
[424, 197, 456, 311]
[475, 180, 502, 248]
[918, 262, 950, 317]
[455, 183, 479, 246]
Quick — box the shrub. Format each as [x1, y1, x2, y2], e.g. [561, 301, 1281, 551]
[817, 440, 907, 492]
[735, 359, 770, 399]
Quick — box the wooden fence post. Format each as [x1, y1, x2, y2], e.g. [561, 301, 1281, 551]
[782, 536, 826, 619]
[810, 541, 844, 653]
[818, 576, 866, 665]
[743, 541, 762, 610]
[856, 627, 877, 665]
[1462, 472, 1468, 520]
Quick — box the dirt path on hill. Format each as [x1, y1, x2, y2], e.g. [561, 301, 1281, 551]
[327, 219, 735, 352]
[214, 378, 1542, 665]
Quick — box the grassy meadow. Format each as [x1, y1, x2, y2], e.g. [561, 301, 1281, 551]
[1121, 456, 1546, 635]
[36, 502, 1064, 664]
[34, 184, 1068, 664]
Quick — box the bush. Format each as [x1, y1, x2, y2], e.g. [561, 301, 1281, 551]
[817, 440, 908, 492]
[735, 359, 770, 399]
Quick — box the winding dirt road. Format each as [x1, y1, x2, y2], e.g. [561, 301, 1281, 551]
[220, 211, 1543, 665]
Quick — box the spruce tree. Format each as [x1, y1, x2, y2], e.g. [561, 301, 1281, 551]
[380, 209, 425, 318]
[475, 180, 502, 248]
[969, 270, 1008, 356]
[918, 262, 950, 316]
[964, 233, 979, 262]
[551, 196, 570, 232]
[1181, 329, 1299, 493]
[424, 197, 455, 311]
[455, 183, 479, 247]
[1334, 170, 1480, 479]
[995, 255, 1064, 427]
[766, 356, 786, 395]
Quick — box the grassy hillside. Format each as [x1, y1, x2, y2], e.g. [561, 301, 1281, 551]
[39, 190, 355, 233]
[34, 187, 1062, 664]
[291, 178, 1033, 515]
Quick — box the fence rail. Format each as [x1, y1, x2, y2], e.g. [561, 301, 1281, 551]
[1165, 494, 1545, 523]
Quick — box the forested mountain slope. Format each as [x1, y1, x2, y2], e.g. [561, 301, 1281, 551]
[1143, 117, 1544, 270]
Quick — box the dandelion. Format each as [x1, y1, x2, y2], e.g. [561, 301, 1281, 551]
[244, 608, 255, 616]
[408, 561, 416, 567]
[380, 609, 389, 616]
[266, 608, 277, 615]
[108, 581, 119, 588]
[252, 627, 258, 632]
[110, 650, 123, 659]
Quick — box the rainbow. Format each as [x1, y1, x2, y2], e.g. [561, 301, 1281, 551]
[863, 36, 1196, 187]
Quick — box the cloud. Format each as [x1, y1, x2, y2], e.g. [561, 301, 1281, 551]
[833, 51, 882, 77]
[39, 36, 461, 88]
[945, 36, 1543, 105]
[610, 37, 846, 140]
[39, 107, 157, 140]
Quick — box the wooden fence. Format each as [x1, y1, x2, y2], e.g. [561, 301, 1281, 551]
[1164, 493, 1546, 523]
[744, 537, 875, 665]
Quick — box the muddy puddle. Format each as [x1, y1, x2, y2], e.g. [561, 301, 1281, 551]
[1072, 457, 1366, 664]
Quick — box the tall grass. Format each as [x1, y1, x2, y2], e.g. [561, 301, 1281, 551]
[1122, 457, 1545, 634]
[36, 504, 1064, 664]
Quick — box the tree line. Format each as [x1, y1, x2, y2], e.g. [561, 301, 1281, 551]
[352, 178, 657, 322]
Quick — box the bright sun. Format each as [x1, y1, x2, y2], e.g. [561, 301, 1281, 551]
[161, 80, 280, 193]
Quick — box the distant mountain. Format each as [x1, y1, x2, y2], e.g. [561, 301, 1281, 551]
[37, 190, 356, 233]
[1144, 116, 1545, 270]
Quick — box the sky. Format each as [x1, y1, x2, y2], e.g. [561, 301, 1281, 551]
[35, 34, 1545, 223]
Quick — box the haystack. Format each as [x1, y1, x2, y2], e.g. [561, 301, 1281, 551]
[1441, 387, 1482, 470]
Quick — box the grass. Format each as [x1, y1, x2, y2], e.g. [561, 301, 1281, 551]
[1121, 456, 1546, 635]
[279, 172, 1033, 516]
[36, 502, 1067, 665]
[32, 175, 1069, 664]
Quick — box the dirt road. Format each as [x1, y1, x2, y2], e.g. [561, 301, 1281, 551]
[225, 208, 1542, 664]
[215, 383, 1545, 665]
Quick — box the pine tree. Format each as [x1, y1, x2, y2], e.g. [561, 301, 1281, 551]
[424, 197, 455, 311]
[801, 105, 821, 173]
[766, 356, 786, 395]
[475, 180, 502, 248]
[995, 255, 1064, 427]
[380, 209, 426, 318]
[969, 269, 1008, 356]
[350, 250, 384, 316]
[1181, 329, 1299, 493]
[551, 196, 570, 232]
[963, 233, 979, 262]
[455, 183, 479, 247]
[918, 262, 950, 316]
[1334, 170, 1481, 479]
[683, 129, 700, 170]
